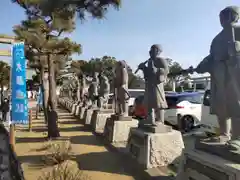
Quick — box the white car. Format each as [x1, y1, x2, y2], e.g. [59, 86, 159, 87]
[133, 92, 204, 132]
[164, 92, 204, 131]
[108, 89, 145, 112]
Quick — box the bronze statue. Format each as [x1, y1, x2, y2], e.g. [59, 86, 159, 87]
[189, 6, 240, 150]
[137, 44, 169, 126]
[98, 73, 110, 109]
[114, 60, 130, 117]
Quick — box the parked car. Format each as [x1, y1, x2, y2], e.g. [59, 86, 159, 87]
[108, 89, 145, 114]
[132, 92, 204, 131]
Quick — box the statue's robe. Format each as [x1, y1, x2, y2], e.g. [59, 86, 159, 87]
[196, 26, 240, 118]
[98, 76, 110, 108]
[143, 57, 169, 109]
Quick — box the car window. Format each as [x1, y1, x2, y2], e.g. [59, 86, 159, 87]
[135, 95, 144, 105]
[108, 95, 114, 104]
[179, 94, 203, 104]
[128, 91, 145, 98]
[203, 90, 211, 106]
[166, 96, 179, 106]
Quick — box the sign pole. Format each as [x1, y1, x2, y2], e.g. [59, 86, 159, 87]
[9, 45, 15, 150]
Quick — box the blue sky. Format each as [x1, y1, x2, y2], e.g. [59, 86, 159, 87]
[0, 0, 239, 70]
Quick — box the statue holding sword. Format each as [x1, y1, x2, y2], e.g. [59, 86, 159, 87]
[136, 44, 169, 126]
[178, 6, 240, 151]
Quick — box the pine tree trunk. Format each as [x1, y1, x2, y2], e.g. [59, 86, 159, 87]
[40, 67, 49, 124]
[0, 84, 3, 104]
[47, 55, 60, 138]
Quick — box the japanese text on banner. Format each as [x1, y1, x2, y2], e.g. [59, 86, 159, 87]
[11, 42, 28, 124]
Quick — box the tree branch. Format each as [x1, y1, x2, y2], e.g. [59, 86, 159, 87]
[46, 16, 53, 24]
[57, 29, 64, 37]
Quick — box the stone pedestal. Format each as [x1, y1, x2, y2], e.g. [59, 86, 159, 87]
[75, 105, 80, 116]
[67, 101, 73, 112]
[84, 108, 95, 125]
[195, 139, 240, 164]
[71, 103, 77, 115]
[127, 127, 184, 169]
[67, 102, 70, 111]
[176, 149, 240, 180]
[79, 107, 86, 120]
[91, 109, 114, 134]
[104, 114, 139, 143]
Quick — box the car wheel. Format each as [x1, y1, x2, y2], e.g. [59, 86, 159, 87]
[181, 116, 194, 132]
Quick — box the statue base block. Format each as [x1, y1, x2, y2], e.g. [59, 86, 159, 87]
[75, 105, 80, 116]
[71, 103, 77, 115]
[176, 149, 240, 180]
[79, 107, 86, 120]
[127, 128, 184, 169]
[111, 114, 133, 121]
[91, 110, 113, 134]
[84, 109, 94, 125]
[138, 123, 172, 133]
[195, 139, 240, 164]
[67, 101, 73, 112]
[104, 115, 139, 143]
[66, 101, 70, 111]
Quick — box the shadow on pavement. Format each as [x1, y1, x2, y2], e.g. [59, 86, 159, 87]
[71, 135, 103, 146]
[16, 136, 47, 143]
[58, 116, 76, 120]
[59, 120, 81, 125]
[75, 151, 174, 180]
[58, 126, 90, 132]
[30, 124, 88, 133]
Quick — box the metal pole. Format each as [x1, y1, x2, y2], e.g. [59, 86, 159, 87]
[9, 44, 15, 151]
[28, 109, 32, 131]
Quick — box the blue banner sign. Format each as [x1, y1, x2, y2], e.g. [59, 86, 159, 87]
[11, 42, 28, 124]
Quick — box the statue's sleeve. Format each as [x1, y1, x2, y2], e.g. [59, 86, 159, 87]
[121, 68, 128, 85]
[156, 58, 169, 83]
[195, 41, 214, 74]
[195, 55, 212, 73]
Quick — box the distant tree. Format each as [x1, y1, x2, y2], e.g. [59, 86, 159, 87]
[166, 58, 183, 75]
[165, 58, 189, 91]
[0, 61, 10, 103]
[68, 60, 89, 102]
[37, 0, 121, 19]
[82, 56, 141, 90]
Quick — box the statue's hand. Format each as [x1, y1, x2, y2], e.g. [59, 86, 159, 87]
[138, 62, 146, 70]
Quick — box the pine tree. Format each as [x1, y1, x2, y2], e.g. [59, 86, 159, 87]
[13, 0, 81, 138]
[13, 0, 121, 138]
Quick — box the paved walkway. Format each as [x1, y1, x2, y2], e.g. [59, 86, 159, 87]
[15, 107, 144, 180]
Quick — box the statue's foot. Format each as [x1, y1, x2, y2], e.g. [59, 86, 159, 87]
[154, 121, 164, 127]
[226, 138, 240, 151]
[204, 135, 230, 143]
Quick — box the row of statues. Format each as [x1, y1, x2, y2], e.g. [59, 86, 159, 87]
[136, 6, 240, 151]
[75, 61, 130, 118]
[62, 6, 240, 151]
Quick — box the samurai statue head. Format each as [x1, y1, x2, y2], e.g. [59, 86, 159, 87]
[220, 6, 239, 28]
[149, 44, 162, 58]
